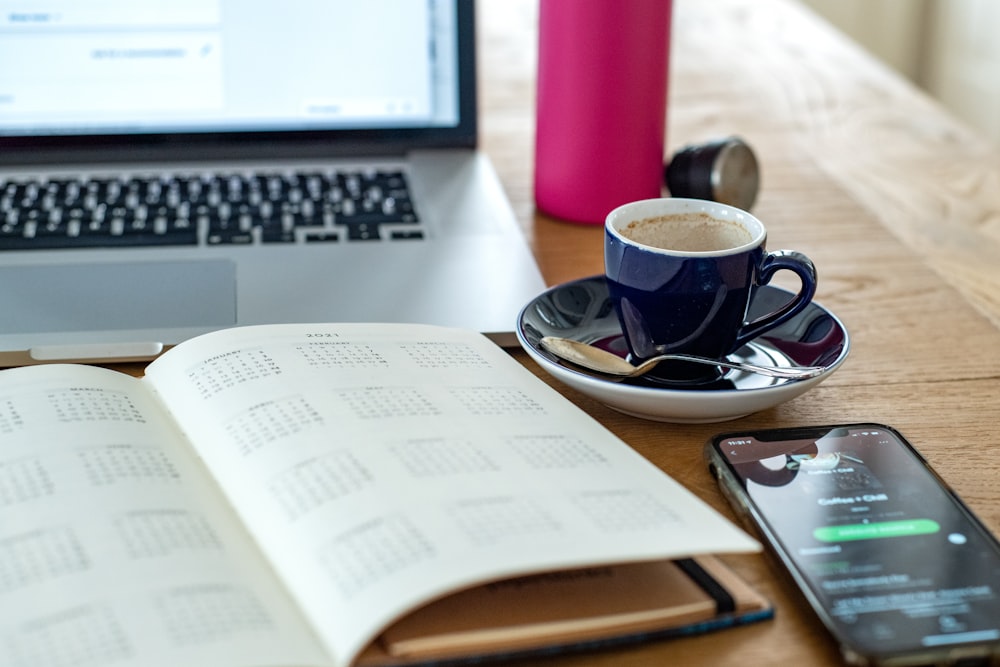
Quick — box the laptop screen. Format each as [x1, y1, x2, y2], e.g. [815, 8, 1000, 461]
[0, 0, 475, 161]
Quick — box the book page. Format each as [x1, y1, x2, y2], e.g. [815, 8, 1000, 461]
[0, 364, 330, 667]
[143, 323, 760, 666]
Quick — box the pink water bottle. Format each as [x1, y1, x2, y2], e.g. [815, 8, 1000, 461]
[534, 0, 672, 225]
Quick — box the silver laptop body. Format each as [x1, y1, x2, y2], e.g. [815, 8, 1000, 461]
[0, 0, 545, 365]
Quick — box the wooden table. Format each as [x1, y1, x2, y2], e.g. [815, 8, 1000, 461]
[82, 2, 999, 664]
[476, 0, 1000, 665]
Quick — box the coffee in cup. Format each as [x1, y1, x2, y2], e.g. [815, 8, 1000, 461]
[618, 212, 754, 252]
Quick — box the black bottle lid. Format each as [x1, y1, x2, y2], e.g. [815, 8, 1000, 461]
[665, 136, 760, 211]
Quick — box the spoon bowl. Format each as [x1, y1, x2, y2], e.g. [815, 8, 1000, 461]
[539, 336, 826, 382]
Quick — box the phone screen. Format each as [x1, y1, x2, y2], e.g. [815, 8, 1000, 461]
[711, 424, 1000, 661]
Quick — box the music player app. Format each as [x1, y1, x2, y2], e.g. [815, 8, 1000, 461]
[720, 427, 1000, 654]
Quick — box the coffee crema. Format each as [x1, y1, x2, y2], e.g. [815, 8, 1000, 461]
[620, 212, 753, 252]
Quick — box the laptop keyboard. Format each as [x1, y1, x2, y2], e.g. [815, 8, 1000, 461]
[0, 168, 423, 250]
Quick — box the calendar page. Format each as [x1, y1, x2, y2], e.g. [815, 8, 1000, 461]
[143, 323, 760, 666]
[0, 364, 330, 667]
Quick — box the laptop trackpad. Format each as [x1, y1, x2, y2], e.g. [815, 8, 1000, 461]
[1, 260, 237, 334]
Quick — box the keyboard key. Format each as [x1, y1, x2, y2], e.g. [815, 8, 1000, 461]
[390, 229, 425, 240]
[304, 230, 340, 243]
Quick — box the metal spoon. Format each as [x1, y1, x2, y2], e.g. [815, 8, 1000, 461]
[539, 336, 826, 381]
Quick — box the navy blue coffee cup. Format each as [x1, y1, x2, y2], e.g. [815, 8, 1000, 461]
[605, 198, 817, 381]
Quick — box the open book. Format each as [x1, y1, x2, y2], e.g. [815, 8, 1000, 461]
[0, 323, 767, 667]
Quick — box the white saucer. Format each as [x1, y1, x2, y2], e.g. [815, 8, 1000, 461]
[516, 275, 850, 423]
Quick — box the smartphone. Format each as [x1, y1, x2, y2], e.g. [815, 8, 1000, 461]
[705, 423, 1000, 667]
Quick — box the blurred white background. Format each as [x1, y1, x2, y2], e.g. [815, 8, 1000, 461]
[798, 0, 1000, 145]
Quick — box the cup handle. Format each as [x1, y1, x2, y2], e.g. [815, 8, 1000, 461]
[732, 250, 818, 351]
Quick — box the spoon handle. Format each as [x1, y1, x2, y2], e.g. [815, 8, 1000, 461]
[538, 335, 825, 381]
[662, 354, 825, 379]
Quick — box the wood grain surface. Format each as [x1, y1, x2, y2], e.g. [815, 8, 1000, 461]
[477, 1, 1000, 665]
[91, 1, 1000, 665]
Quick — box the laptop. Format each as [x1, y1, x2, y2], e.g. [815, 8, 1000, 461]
[0, 0, 546, 365]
